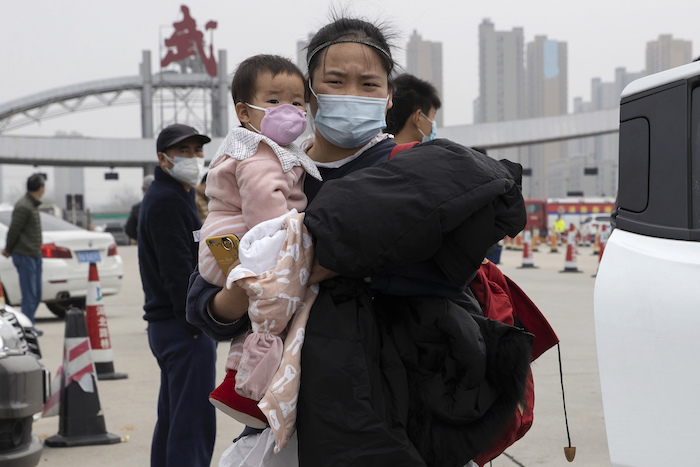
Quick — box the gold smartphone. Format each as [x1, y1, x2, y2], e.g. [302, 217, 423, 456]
[205, 234, 240, 274]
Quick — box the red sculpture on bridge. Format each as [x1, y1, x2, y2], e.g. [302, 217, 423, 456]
[161, 5, 218, 77]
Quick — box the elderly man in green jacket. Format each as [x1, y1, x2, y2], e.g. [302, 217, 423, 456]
[2, 174, 45, 331]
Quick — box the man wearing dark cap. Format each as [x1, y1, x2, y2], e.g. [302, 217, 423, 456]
[137, 124, 217, 467]
[2, 174, 45, 333]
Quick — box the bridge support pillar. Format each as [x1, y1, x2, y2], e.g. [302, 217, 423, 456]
[140, 50, 154, 139]
[211, 50, 228, 138]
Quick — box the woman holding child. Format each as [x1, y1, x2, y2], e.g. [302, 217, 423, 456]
[187, 14, 531, 467]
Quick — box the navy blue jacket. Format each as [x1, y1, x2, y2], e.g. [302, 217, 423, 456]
[139, 166, 202, 335]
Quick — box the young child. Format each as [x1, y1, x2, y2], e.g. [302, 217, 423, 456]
[198, 55, 321, 431]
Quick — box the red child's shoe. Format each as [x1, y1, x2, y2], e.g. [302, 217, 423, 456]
[209, 370, 267, 429]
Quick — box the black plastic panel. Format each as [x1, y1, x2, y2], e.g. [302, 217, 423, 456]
[616, 82, 693, 240]
[617, 118, 649, 213]
[692, 86, 700, 230]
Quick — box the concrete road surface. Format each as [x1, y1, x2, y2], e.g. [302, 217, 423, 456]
[30, 242, 610, 466]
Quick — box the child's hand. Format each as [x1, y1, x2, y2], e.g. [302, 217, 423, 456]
[309, 256, 338, 284]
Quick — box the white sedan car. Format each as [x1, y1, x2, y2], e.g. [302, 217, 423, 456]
[0, 206, 123, 318]
[579, 214, 612, 239]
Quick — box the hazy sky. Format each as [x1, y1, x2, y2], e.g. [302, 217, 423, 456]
[1, 0, 698, 207]
[3, 0, 699, 136]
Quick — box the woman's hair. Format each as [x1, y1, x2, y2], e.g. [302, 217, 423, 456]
[306, 17, 396, 83]
[385, 73, 442, 134]
[231, 54, 305, 104]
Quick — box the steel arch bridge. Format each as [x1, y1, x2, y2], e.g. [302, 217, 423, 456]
[0, 73, 227, 137]
[0, 73, 214, 132]
[0, 50, 231, 139]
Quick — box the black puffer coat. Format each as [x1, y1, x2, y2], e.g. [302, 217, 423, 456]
[298, 140, 533, 466]
[305, 139, 525, 289]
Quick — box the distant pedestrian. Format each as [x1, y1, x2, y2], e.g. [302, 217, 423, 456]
[2, 174, 46, 333]
[384, 73, 441, 144]
[554, 215, 566, 242]
[124, 174, 154, 243]
[138, 124, 217, 467]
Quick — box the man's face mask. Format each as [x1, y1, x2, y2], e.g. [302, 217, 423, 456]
[162, 154, 205, 187]
[419, 112, 437, 143]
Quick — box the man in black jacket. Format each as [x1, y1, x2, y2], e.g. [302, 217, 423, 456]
[138, 124, 216, 467]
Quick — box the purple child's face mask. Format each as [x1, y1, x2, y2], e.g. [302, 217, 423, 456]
[246, 103, 307, 146]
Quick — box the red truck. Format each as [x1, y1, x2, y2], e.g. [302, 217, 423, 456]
[524, 198, 615, 236]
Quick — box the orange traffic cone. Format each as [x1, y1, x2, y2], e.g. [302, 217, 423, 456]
[560, 225, 582, 273]
[532, 228, 540, 252]
[549, 230, 559, 253]
[518, 230, 538, 269]
[592, 225, 610, 277]
[514, 232, 524, 251]
[592, 228, 601, 255]
[504, 236, 513, 250]
[44, 307, 121, 447]
[85, 262, 127, 380]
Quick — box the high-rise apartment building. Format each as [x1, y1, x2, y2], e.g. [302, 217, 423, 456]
[476, 20, 571, 198]
[475, 19, 525, 124]
[525, 35, 568, 198]
[646, 34, 693, 74]
[476, 19, 527, 195]
[526, 36, 567, 118]
[405, 30, 444, 127]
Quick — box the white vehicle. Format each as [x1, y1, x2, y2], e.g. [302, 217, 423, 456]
[579, 214, 612, 238]
[0, 207, 123, 317]
[594, 59, 700, 466]
[0, 281, 45, 466]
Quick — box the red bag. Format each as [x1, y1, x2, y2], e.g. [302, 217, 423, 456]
[389, 141, 421, 159]
[470, 261, 558, 466]
[389, 141, 560, 464]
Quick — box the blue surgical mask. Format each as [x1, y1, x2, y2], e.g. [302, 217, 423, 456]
[309, 82, 388, 149]
[419, 112, 437, 143]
